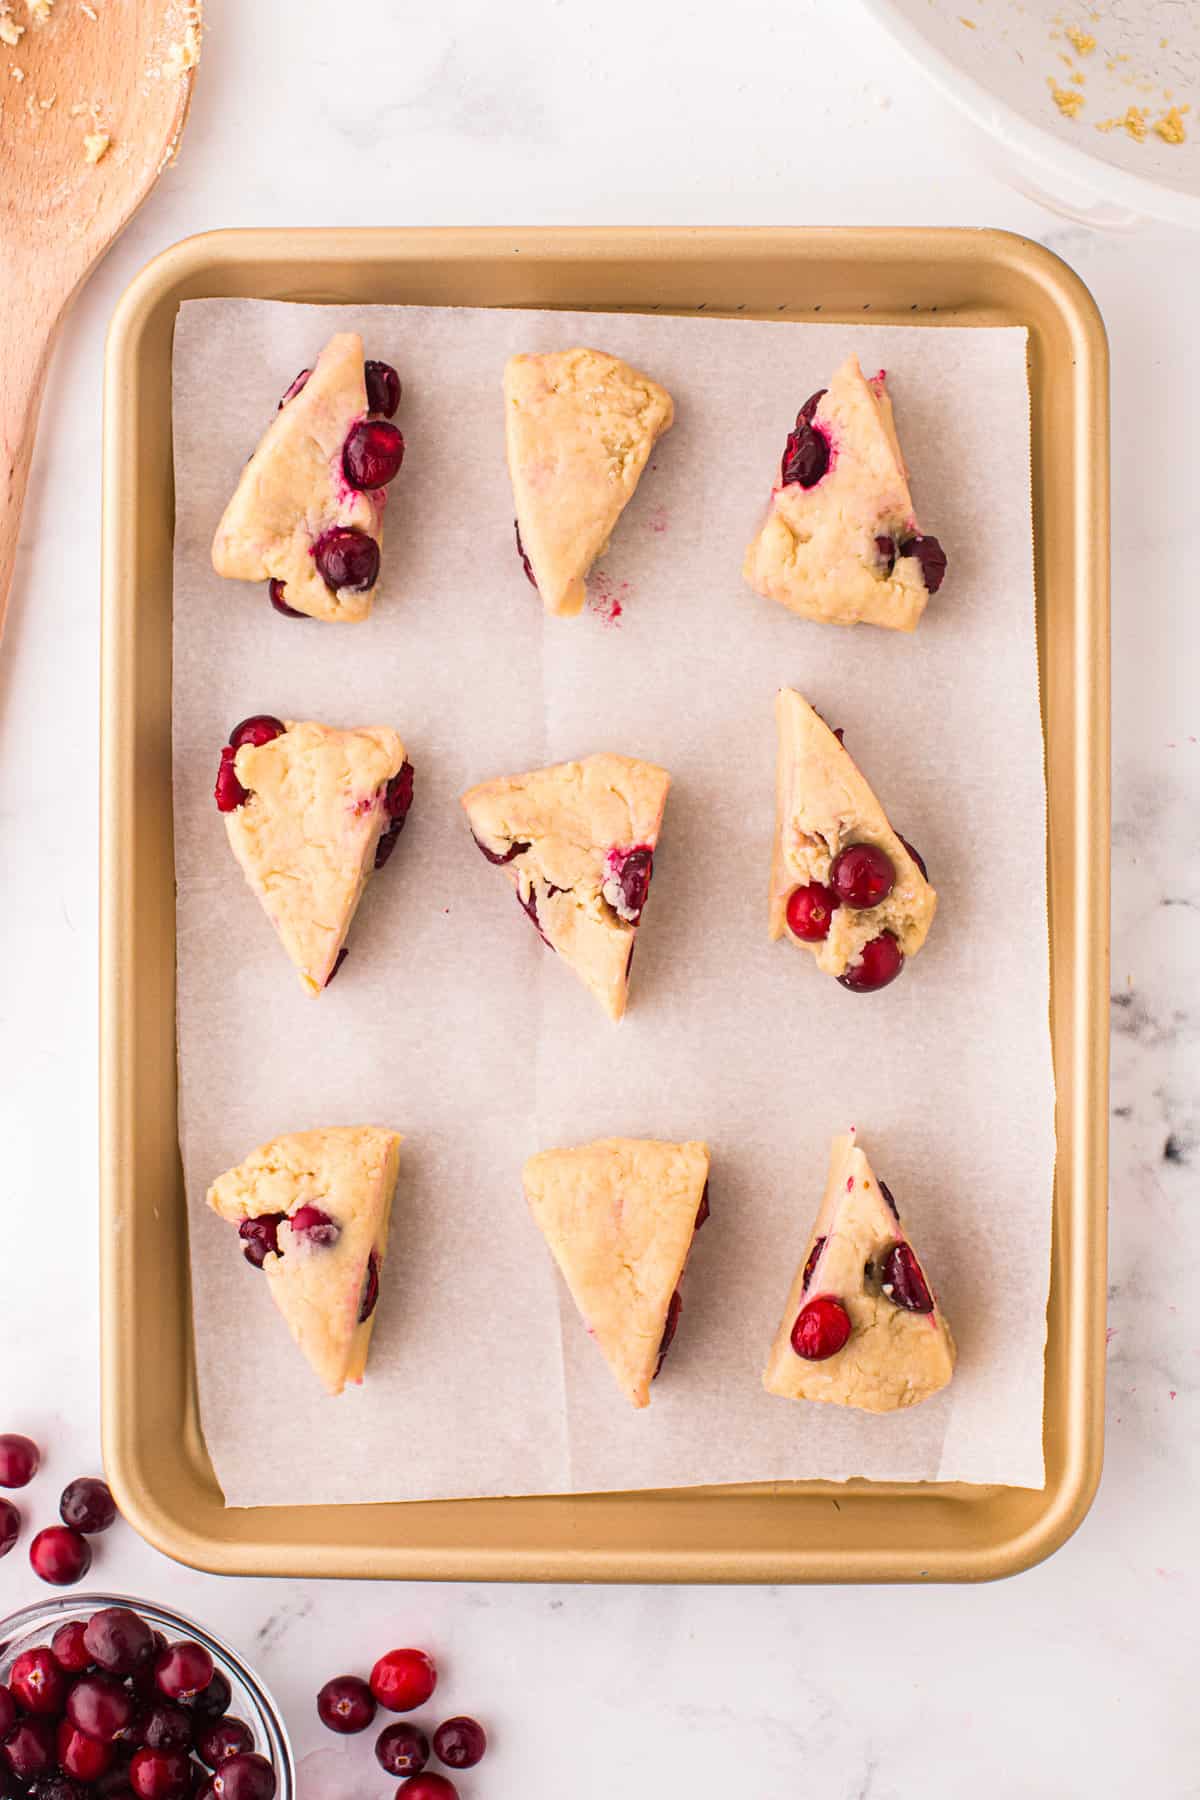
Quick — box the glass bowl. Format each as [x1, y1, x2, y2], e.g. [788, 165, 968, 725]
[0, 1592, 295, 1800]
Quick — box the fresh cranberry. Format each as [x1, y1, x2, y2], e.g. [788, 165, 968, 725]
[432, 1718, 487, 1770]
[878, 1179, 900, 1219]
[0, 1687, 16, 1739]
[137, 1706, 193, 1753]
[471, 833, 528, 866]
[194, 1722, 252, 1768]
[96, 1756, 137, 1799]
[68, 1675, 136, 1742]
[875, 534, 896, 577]
[85, 1610, 154, 1676]
[315, 1676, 375, 1737]
[238, 1214, 285, 1269]
[654, 1290, 683, 1379]
[59, 1721, 116, 1782]
[188, 1675, 231, 1724]
[313, 527, 379, 594]
[897, 834, 928, 881]
[60, 1477, 117, 1535]
[785, 882, 839, 942]
[830, 844, 894, 909]
[369, 1650, 436, 1714]
[605, 847, 653, 923]
[881, 1242, 935, 1313]
[154, 1645, 213, 1705]
[343, 420, 405, 491]
[33, 1776, 89, 1800]
[129, 1749, 190, 1800]
[365, 361, 402, 419]
[2, 1717, 56, 1782]
[267, 580, 305, 619]
[10, 1648, 67, 1716]
[900, 533, 947, 595]
[397, 1776, 457, 1800]
[358, 1252, 381, 1324]
[514, 520, 537, 589]
[374, 1724, 429, 1777]
[228, 716, 285, 752]
[210, 1754, 275, 1800]
[288, 1205, 340, 1247]
[0, 1497, 17, 1558]
[277, 369, 310, 408]
[29, 1526, 91, 1586]
[214, 748, 248, 814]
[837, 932, 904, 993]
[695, 1184, 710, 1230]
[791, 1294, 852, 1360]
[780, 391, 830, 488]
[0, 1433, 39, 1487]
[52, 1621, 93, 1673]
[801, 1235, 827, 1293]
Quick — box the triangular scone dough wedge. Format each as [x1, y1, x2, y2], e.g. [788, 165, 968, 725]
[461, 752, 671, 1021]
[523, 1138, 711, 1408]
[505, 348, 674, 617]
[212, 331, 386, 622]
[221, 719, 411, 994]
[763, 1132, 955, 1412]
[208, 1126, 402, 1396]
[744, 354, 947, 631]
[769, 688, 936, 987]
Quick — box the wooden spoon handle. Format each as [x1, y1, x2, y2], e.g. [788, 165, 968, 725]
[0, 284, 65, 648]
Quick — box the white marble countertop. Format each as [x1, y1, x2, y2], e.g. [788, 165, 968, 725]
[1, 0, 1195, 1793]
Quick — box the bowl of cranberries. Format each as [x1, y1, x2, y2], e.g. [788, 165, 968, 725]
[0, 1597, 294, 1800]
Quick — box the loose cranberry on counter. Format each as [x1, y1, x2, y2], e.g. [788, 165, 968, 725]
[0, 1433, 40, 1487]
[9, 1646, 67, 1715]
[67, 1673, 136, 1742]
[154, 1644, 214, 1704]
[837, 931, 904, 993]
[238, 1215, 285, 1270]
[58, 1720, 116, 1783]
[267, 580, 305, 619]
[829, 844, 895, 910]
[368, 1649, 437, 1714]
[432, 1717, 487, 1770]
[375, 1724, 429, 1777]
[2, 1717, 56, 1782]
[228, 717, 285, 752]
[60, 1477, 117, 1535]
[85, 1609, 155, 1675]
[136, 1705, 193, 1752]
[0, 1686, 17, 1738]
[313, 527, 379, 595]
[0, 1497, 18, 1558]
[189, 1674, 232, 1724]
[358, 1253, 381, 1325]
[881, 1242, 935, 1314]
[277, 370, 310, 409]
[364, 361, 401, 419]
[790, 1294, 853, 1361]
[653, 1290, 683, 1379]
[129, 1749, 191, 1800]
[315, 1677, 375, 1736]
[210, 1753, 276, 1800]
[801, 1236, 827, 1294]
[785, 882, 839, 943]
[397, 1775, 457, 1800]
[194, 1721, 252, 1768]
[343, 420, 405, 492]
[29, 1526, 92, 1587]
[52, 1621, 94, 1673]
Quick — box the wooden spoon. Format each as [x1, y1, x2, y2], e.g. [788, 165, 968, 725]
[0, 0, 201, 645]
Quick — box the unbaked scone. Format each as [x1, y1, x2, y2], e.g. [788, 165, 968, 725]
[208, 1126, 402, 1396]
[744, 354, 946, 631]
[770, 688, 936, 992]
[461, 751, 670, 1022]
[212, 332, 404, 623]
[505, 348, 673, 616]
[523, 1137, 711, 1409]
[763, 1131, 955, 1412]
[214, 715, 413, 994]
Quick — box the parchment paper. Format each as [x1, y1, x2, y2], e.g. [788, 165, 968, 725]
[172, 300, 1053, 1504]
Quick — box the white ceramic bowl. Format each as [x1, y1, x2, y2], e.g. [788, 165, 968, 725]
[861, 0, 1200, 228]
